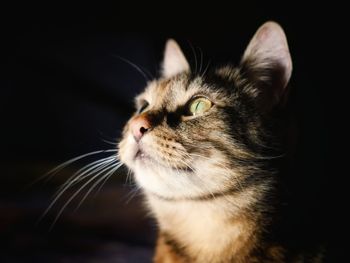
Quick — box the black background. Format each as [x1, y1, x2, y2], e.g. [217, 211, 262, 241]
[0, 3, 344, 262]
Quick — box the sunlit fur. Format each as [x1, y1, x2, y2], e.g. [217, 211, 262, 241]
[119, 73, 272, 198]
[118, 68, 278, 260]
[119, 22, 322, 262]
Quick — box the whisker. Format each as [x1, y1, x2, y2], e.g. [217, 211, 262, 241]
[60, 158, 116, 192]
[182, 156, 240, 205]
[191, 153, 243, 190]
[125, 167, 133, 185]
[188, 153, 244, 191]
[41, 157, 116, 223]
[94, 162, 124, 197]
[251, 153, 285, 160]
[97, 130, 119, 146]
[101, 138, 118, 146]
[201, 59, 211, 78]
[174, 154, 218, 200]
[124, 185, 142, 204]
[29, 149, 117, 187]
[177, 158, 195, 173]
[198, 47, 203, 75]
[75, 161, 123, 211]
[48, 168, 114, 230]
[187, 41, 198, 75]
[194, 173, 216, 200]
[53, 156, 116, 198]
[111, 54, 151, 82]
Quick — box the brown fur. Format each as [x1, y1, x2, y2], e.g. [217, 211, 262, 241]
[118, 22, 323, 262]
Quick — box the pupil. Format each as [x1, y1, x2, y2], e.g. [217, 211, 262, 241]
[195, 101, 201, 112]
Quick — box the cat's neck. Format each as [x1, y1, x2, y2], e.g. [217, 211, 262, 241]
[146, 185, 270, 262]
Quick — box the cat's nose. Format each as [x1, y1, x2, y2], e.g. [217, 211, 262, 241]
[130, 114, 151, 142]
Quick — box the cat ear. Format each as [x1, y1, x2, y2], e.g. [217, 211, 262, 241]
[240, 21, 292, 108]
[162, 39, 190, 78]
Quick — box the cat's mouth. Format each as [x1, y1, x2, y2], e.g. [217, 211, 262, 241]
[133, 147, 193, 172]
[134, 149, 150, 161]
[133, 147, 159, 166]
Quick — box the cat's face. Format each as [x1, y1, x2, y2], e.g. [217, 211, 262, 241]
[119, 74, 242, 199]
[118, 22, 292, 200]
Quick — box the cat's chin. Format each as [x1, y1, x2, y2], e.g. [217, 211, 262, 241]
[134, 149, 151, 162]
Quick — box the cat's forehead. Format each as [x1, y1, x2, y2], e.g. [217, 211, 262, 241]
[136, 74, 232, 111]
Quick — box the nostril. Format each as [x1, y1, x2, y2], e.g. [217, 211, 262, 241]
[140, 126, 149, 134]
[130, 115, 152, 142]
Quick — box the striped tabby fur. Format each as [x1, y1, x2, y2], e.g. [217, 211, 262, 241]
[118, 22, 322, 263]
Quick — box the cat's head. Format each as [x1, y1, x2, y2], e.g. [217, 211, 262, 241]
[118, 22, 292, 200]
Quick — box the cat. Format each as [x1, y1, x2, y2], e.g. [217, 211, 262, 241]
[118, 21, 323, 263]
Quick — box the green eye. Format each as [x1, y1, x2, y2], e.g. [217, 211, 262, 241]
[189, 97, 212, 116]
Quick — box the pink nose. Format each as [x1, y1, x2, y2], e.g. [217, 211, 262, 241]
[130, 114, 151, 142]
